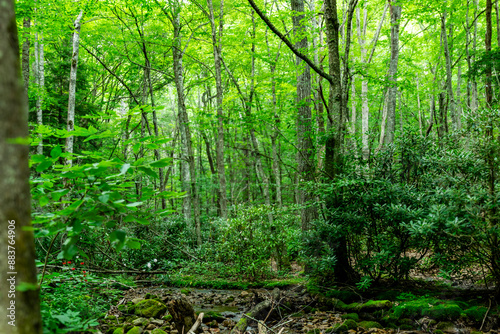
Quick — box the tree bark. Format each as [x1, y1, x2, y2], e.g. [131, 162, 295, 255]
[441, 9, 457, 131]
[384, 1, 401, 145]
[485, 0, 493, 107]
[34, 31, 44, 156]
[291, 0, 317, 230]
[207, 0, 228, 220]
[172, 6, 201, 245]
[0, 2, 42, 332]
[22, 18, 30, 99]
[65, 10, 83, 167]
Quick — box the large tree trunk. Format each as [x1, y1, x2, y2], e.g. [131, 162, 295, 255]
[65, 10, 83, 167]
[291, 0, 317, 230]
[384, 1, 401, 145]
[172, 7, 201, 245]
[0, 2, 42, 332]
[207, 0, 228, 220]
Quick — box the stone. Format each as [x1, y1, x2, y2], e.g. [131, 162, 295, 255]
[151, 329, 168, 334]
[132, 318, 148, 326]
[150, 319, 164, 326]
[134, 300, 168, 319]
[126, 326, 143, 334]
[132, 298, 144, 304]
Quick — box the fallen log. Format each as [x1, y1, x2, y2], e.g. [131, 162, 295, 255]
[231, 288, 280, 334]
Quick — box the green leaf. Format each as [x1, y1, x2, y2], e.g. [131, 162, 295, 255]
[126, 239, 141, 249]
[50, 146, 62, 158]
[51, 189, 69, 202]
[150, 158, 172, 168]
[126, 201, 143, 207]
[120, 163, 131, 175]
[98, 193, 110, 203]
[39, 195, 50, 207]
[110, 229, 126, 243]
[138, 166, 158, 179]
[36, 160, 53, 172]
[133, 143, 141, 154]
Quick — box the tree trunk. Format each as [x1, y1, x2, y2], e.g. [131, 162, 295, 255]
[22, 18, 30, 99]
[384, 1, 401, 145]
[485, 0, 493, 107]
[172, 7, 201, 245]
[357, 4, 369, 160]
[417, 76, 423, 136]
[291, 0, 317, 230]
[207, 0, 228, 220]
[34, 31, 44, 156]
[65, 10, 83, 167]
[0, 2, 42, 332]
[441, 9, 457, 131]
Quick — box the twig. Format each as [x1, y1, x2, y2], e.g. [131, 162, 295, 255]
[243, 314, 277, 334]
[187, 312, 204, 334]
[479, 297, 492, 331]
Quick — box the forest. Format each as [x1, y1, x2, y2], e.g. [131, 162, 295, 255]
[1, 0, 500, 333]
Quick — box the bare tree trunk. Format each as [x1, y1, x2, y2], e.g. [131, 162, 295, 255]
[350, 77, 357, 155]
[378, 90, 388, 147]
[417, 76, 423, 135]
[497, 0, 500, 47]
[456, 62, 462, 130]
[65, 10, 83, 167]
[384, 1, 401, 145]
[441, 8, 457, 131]
[486, 0, 493, 107]
[291, 0, 317, 230]
[172, 7, 201, 245]
[34, 31, 44, 156]
[0, 2, 42, 332]
[207, 0, 228, 220]
[357, 4, 369, 160]
[22, 18, 30, 99]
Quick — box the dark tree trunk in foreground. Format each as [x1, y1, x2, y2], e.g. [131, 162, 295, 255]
[0, 2, 42, 333]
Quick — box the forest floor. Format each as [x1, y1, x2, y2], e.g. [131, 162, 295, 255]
[96, 273, 500, 334]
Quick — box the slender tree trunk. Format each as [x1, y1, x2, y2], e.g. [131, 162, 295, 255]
[350, 77, 357, 155]
[486, 0, 493, 107]
[65, 10, 83, 167]
[496, 0, 500, 47]
[384, 1, 401, 145]
[417, 76, 423, 136]
[357, 4, 370, 160]
[0, 2, 42, 332]
[172, 8, 201, 245]
[34, 32, 44, 156]
[22, 18, 30, 99]
[441, 9, 457, 131]
[291, 0, 317, 230]
[207, 0, 228, 220]
[456, 62, 462, 130]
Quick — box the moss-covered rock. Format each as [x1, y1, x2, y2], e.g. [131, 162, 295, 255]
[393, 298, 462, 320]
[344, 303, 362, 311]
[342, 319, 358, 330]
[231, 315, 248, 334]
[117, 305, 127, 312]
[341, 313, 359, 321]
[132, 317, 148, 326]
[358, 321, 383, 329]
[325, 290, 359, 303]
[151, 329, 168, 334]
[436, 321, 456, 331]
[180, 288, 191, 295]
[162, 314, 172, 322]
[464, 306, 488, 322]
[434, 330, 444, 334]
[361, 300, 393, 311]
[203, 311, 225, 323]
[134, 299, 167, 318]
[126, 326, 143, 334]
[113, 328, 125, 334]
[224, 296, 235, 304]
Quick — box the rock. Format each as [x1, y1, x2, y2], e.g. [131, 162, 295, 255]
[146, 323, 156, 330]
[342, 313, 360, 321]
[436, 321, 458, 333]
[134, 300, 167, 319]
[358, 321, 383, 329]
[113, 328, 125, 334]
[126, 326, 143, 334]
[150, 319, 164, 326]
[224, 296, 235, 304]
[132, 318, 148, 326]
[118, 305, 127, 312]
[162, 314, 172, 322]
[343, 319, 358, 330]
[151, 329, 168, 334]
[167, 296, 199, 334]
[240, 291, 252, 298]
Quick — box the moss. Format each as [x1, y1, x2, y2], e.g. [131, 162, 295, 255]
[134, 299, 167, 318]
[470, 331, 482, 334]
[464, 306, 488, 322]
[151, 329, 168, 334]
[307, 329, 322, 334]
[434, 330, 444, 334]
[376, 290, 401, 301]
[126, 327, 142, 334]
[436, 321, 455, 331]
[342, 319, 358, 330]
[224, 296, 235, 304]
[341, 313, 359, 321]
[231, 316, 248, 334]
[361, 300, 392, 311]
[180, 288, 191, 295]
[204, 311, 225, 322]
[393, 298, 462, 320]
[127, 304, 136, 314]
[358, 321, 383, 329]
[399, 325, 414, 330]
[112, 328, 124, 334]
[398, 318, 413, 326]
[162, 314, 172, 322]
[291, 312, 304, 318]
[422, 304, 462, 320]
[333, 324, 349, 332]
[304, 306, 318, 313]
[117, 305, 127, 312]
